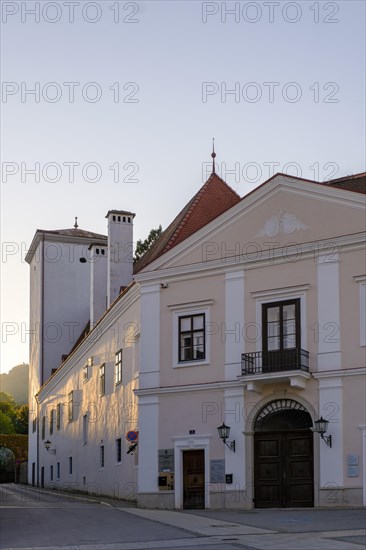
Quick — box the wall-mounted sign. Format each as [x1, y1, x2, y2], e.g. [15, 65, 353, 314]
[210, 459, 225, 483]
[126, 431, 138, 442]
[158, 449, 174, 472]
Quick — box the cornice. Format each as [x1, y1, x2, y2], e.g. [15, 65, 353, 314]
[134, 380, 244, 397]
[313, 367, 366, 379]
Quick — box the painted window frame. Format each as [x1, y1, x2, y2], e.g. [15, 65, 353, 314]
[99, 364, 105, 396]
[171, 304, 211, 368]
[116, 437, 122, 463]
[68, 391, 74, 422]
[56, 403, 61, 430]
[178, 313, 206, 363]
[49, 409, 54, 436]
[83, 365, 89, 383]
[115, 349, 123, 386]
[100, 445, 105, 469]
[41, 416, 46, 440]
[262, 298, 301, 352]
[82, 413, 88, 444]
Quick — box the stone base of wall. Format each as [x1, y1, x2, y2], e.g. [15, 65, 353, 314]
[138, 487, 364, 510]
[137, 491, 175, 509]
[318, 487, 363, 507]
[209, 490, 253, 509]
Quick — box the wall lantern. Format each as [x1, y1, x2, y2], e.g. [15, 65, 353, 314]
[44, 440, 56, 454]
[217, 422, 236, 452]
[314, 417, 332, 448]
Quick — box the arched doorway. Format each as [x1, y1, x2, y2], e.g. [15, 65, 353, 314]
[254, 399, 314, 508]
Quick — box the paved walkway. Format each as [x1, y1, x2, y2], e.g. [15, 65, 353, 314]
[1, 485, 365, 550]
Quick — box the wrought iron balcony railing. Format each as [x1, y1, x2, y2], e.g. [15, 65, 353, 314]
[241, 348, 309, 376]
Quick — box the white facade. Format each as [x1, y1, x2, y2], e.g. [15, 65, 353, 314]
[27, 172, 366, 509]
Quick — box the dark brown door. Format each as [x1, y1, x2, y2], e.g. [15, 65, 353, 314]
[183, 450, 205, 509]
[254, 431, 313, 508]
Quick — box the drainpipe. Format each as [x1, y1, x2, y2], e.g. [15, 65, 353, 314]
[36, 396, 40, 488]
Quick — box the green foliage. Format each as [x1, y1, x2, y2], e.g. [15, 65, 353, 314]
[0, 393, 29, 434]
[15, 405, 29, 435]
[134, 225, 162, 264]
[0, 412, 16, 434]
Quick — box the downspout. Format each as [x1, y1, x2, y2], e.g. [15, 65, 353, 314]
[36, 396, 40, 488]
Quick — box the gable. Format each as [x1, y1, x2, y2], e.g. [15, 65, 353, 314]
[143, 175, 365, 270]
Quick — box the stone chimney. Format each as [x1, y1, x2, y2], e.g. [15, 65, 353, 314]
[106, 210, 135, 306]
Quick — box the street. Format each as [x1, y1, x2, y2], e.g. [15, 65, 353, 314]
[0, 484, 365, 550]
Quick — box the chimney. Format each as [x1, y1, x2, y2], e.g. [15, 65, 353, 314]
[89, 243, 108, 325]
[106, 210, 135, 306]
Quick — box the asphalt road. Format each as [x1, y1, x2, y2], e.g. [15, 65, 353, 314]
[1, 484, 365, 550]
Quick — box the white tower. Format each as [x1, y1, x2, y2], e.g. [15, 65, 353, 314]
[106, 210, 135, 306]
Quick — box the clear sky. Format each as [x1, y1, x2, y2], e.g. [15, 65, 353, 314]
[1, 0, 365, 373]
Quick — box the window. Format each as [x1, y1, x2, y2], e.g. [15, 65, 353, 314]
[100, 445, 105, 468]
[32, 416, 37, 433]
[262, 299, 300, 352]
[41, 416, 46, 440]
[116, 438, 122, 463]
[68, 391, 73, 422]
[69, 456, 73, 475]
[83, 365, 88, 382]
[49, 409, 54, 436]
[82, 414, 88, 444]
[115, 349, 123, 386]
[56, 403, 61, 430]
[178, 314, 205, 362]
[50, 465, 53, 481]
[99, 364, 105, 396]
[57, 462, 60, 479]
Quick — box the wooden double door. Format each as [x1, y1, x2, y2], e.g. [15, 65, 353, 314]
[254, 430, 314, 508]
[183, 450, 205, 509]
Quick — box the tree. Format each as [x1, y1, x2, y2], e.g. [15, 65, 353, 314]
[134, 225, 162, 264]
[0, 392, 28, 434]
[15, 405, 29, 434]
[0, 411, 15, 434]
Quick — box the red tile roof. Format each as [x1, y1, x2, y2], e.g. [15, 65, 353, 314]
[134, 172, 241, 272]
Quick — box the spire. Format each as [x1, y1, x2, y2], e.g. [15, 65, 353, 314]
[211, 138, 216, 174]
[74, 217, 78, 229]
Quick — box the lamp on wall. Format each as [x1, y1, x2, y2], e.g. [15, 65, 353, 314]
[217, 423, 236, 452]
[314, 417, 332, 448]
[44, 440, 56, 454]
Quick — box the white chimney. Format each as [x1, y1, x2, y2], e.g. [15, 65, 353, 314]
[89, 244, 108, 325]
[106, 210, 135, 306]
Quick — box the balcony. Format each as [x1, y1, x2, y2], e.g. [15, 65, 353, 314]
[240, 348, 310, 391]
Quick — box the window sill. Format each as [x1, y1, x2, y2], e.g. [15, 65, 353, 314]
[174, 360, 209, 368]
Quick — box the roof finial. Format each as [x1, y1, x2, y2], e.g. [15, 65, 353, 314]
[74, 217, 78, 229]
[211, 138, 216, 174]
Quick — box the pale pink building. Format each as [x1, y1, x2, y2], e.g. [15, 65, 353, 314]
[27, 166, 366, 509]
